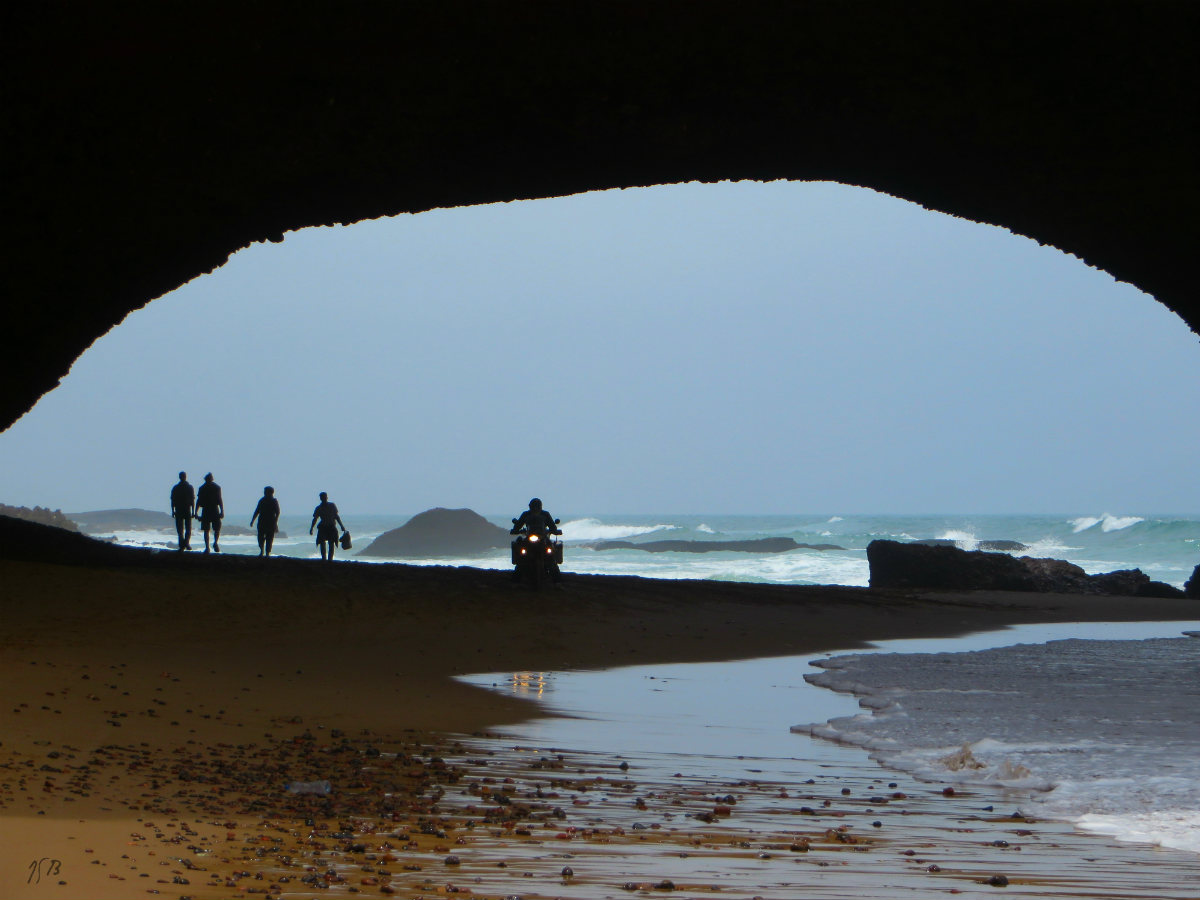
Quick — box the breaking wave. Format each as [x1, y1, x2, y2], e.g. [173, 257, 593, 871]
[560, 518, 679, 542]
[1071, 513, 1146, 533]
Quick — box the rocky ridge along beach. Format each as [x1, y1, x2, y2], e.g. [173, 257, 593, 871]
[2, 514, 1198, 899]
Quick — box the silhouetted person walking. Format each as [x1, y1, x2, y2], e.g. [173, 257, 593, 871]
[250, 486, 281, 557]
[196, 472, 224, 553]
[309, 491, 345, 561]
[170, 472, 195, 551]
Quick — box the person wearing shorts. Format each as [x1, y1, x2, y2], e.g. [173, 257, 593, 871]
[196, 472, 224, 553]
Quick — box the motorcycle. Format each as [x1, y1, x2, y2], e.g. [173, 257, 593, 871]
[511, 517, 563, 588]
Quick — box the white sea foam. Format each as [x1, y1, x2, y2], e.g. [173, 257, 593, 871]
[105, 529, 177, 550]
[696, 523, 716, 534]
[937, 528, 978, 549]
[567, 545, 870, 586]
[559, 518, 678, 542]
[1077, 810, 1200, 856]
[1019, 537, 1080, 557]
[794, 633, 1200, 855]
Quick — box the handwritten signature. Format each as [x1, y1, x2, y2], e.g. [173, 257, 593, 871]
[27, 858, 62, 884]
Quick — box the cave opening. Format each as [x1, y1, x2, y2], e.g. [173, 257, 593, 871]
[1, 181, 1198, 521]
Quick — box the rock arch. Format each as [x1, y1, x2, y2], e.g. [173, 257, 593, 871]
[4, 1, 1196, 431]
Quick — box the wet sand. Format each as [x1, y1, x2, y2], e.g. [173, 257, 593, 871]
[2, 542, 1199, 898]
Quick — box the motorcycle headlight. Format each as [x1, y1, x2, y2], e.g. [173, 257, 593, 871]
[528, 534, 539, 542]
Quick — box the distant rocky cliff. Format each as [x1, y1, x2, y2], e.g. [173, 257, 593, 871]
[0, 504, 78, 531]
[70, 508, 175, 532]
[69, 508, 281, 538]
[359, 508, 510, 557]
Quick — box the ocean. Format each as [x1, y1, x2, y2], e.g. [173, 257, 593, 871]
[795, 622, 1200, 857]
[108, 510, 1200, 589]
[460, 620, 1200, 866]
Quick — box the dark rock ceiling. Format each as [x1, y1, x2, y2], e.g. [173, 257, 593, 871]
[3, 1, 1197, 433]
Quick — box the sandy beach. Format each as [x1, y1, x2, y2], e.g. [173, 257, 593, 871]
[3, 531, 1199, 898]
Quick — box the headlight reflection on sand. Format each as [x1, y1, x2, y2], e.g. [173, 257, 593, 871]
[509, 671, 551, 697]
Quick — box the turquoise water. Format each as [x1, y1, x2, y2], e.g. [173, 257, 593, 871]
[107, 511, 1200, 588]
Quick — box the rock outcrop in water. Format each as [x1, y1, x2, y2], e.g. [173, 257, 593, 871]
[589, 538, 844, 553]
[359, 508, 510, 557]
[867, 539, 1185, 597]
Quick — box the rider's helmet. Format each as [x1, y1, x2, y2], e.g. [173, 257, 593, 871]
[529, 498, 542, 510]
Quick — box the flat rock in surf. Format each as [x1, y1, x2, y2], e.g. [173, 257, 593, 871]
[70, 507, 175, 532]
[589, 537, 845, 553]
[359, 507, 510, 557]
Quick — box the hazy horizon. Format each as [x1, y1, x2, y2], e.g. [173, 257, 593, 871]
[2, 181, 1198, 518]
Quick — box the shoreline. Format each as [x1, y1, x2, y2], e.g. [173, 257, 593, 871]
[2, 541, 1199, 898]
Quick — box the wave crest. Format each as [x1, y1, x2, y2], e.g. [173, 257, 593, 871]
[1071, 514, 1145, 534]
[560, 518, 678, 541]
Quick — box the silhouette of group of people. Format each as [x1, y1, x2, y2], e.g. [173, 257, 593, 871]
[169, 474, 557, 571]
[170, 472, 347, 560]
[169, 472, 225, 553]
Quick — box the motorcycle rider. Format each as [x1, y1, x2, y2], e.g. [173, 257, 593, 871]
[510, 498, 562, 583]
[512, 497, 559, 536]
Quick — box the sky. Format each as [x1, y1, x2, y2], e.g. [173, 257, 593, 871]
[2, 180, 1198, 518]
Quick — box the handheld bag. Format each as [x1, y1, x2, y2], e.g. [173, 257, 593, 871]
[340, 531, 352, 550]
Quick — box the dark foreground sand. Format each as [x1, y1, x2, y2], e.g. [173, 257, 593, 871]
[2, 541, 1198, 898]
